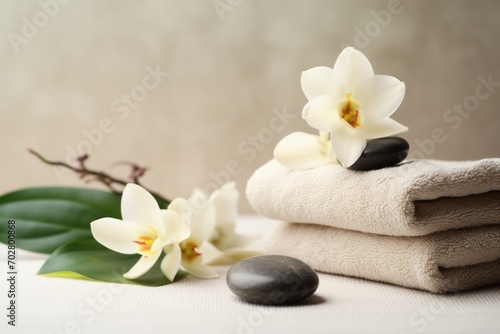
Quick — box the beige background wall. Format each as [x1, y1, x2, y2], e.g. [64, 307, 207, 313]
[1, 0, 499, 212]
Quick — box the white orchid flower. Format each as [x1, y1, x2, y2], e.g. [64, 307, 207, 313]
[90, 184, 190, 280]
[205, 182, 261, 264]
[273, 131, 337, 170]
[162, 191, 220, 279]
[301, 46, 407, 167]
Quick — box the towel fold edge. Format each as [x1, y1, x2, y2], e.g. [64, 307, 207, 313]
[265, 223, 500, 293]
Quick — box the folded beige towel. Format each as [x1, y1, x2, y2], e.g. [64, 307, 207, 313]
[267, 223, 500, 293]
[247, 159, 500, 236]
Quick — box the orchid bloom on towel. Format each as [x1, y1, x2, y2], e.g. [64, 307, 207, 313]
[90, 184, 190, 280]
[273, 131, 337, 170]
[301, 46, 407, 167]
[162, 191, 220, 279]
[205, 182, 261, 264]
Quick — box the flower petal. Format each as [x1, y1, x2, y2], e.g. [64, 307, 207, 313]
[161, 243, 182, 281]
[358, 117, 409, 139]
[212, 231, 259, 251]
[90, 218, 153, 254]
[188, 190, 209, 221]
[354, 75, 406, 122]
[333, 47, 374, 92]
[209, 182, 238, 229]
[300, 66, 334, 100]
[206, 248, 263, 265]
[302, 95, 339, 131]
[274, 132, 334, 170]
[168, 198, 189, 216]
[197, 241, 223, 264]
[187, 192, 216, 242]
[330, 120, 367, 167]
[181, 261, 219, 279]
[191, 206, 217, 243]
[123, 249, 162, 279]
[169, 194, 215, 243]
[149, 237, 164, 255]
[160, 210, 191, 244]
[120, 184, 163, 234]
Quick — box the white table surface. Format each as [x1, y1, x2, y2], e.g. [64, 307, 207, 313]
[2, 215, 500, 334]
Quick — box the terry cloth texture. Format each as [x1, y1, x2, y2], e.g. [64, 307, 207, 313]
[246, 159, 500, 236]
[266, 223, 500, 293]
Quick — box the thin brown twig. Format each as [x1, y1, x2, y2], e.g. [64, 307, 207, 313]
[28, 148, 171, 204]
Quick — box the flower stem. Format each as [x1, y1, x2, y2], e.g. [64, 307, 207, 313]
[27, 149, 171, 204]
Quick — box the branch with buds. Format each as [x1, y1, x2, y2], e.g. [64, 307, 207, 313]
[28, 149, 170, 204]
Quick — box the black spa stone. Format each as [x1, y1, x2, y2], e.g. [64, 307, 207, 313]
[226, 255, 319, 305]
[347, 136, 409, 171]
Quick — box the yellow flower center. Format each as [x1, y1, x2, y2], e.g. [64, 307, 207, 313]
[133, 228, 157, 256]
[181, 241, 202, 263]
[338, 93, 362, 128]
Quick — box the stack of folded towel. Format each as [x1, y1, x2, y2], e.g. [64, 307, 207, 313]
[246, 158, 500, 293]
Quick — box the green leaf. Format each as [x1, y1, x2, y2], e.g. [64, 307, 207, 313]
[0, 187, 122, 253]
[151, 194, 170, 210]
[38, 239, 186, 286]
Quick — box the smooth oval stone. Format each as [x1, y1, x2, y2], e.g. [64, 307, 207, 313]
[226, 255, 319, 305]
[348, 136, 409, 171]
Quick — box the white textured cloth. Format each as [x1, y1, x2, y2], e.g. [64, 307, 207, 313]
[1, 216, 500, 334]
[267, 223, 500, 293]
[246, 159, 500, 236]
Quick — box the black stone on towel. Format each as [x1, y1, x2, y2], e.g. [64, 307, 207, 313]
[347, 136, 409, 171]
[226, 255, 319, 305]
